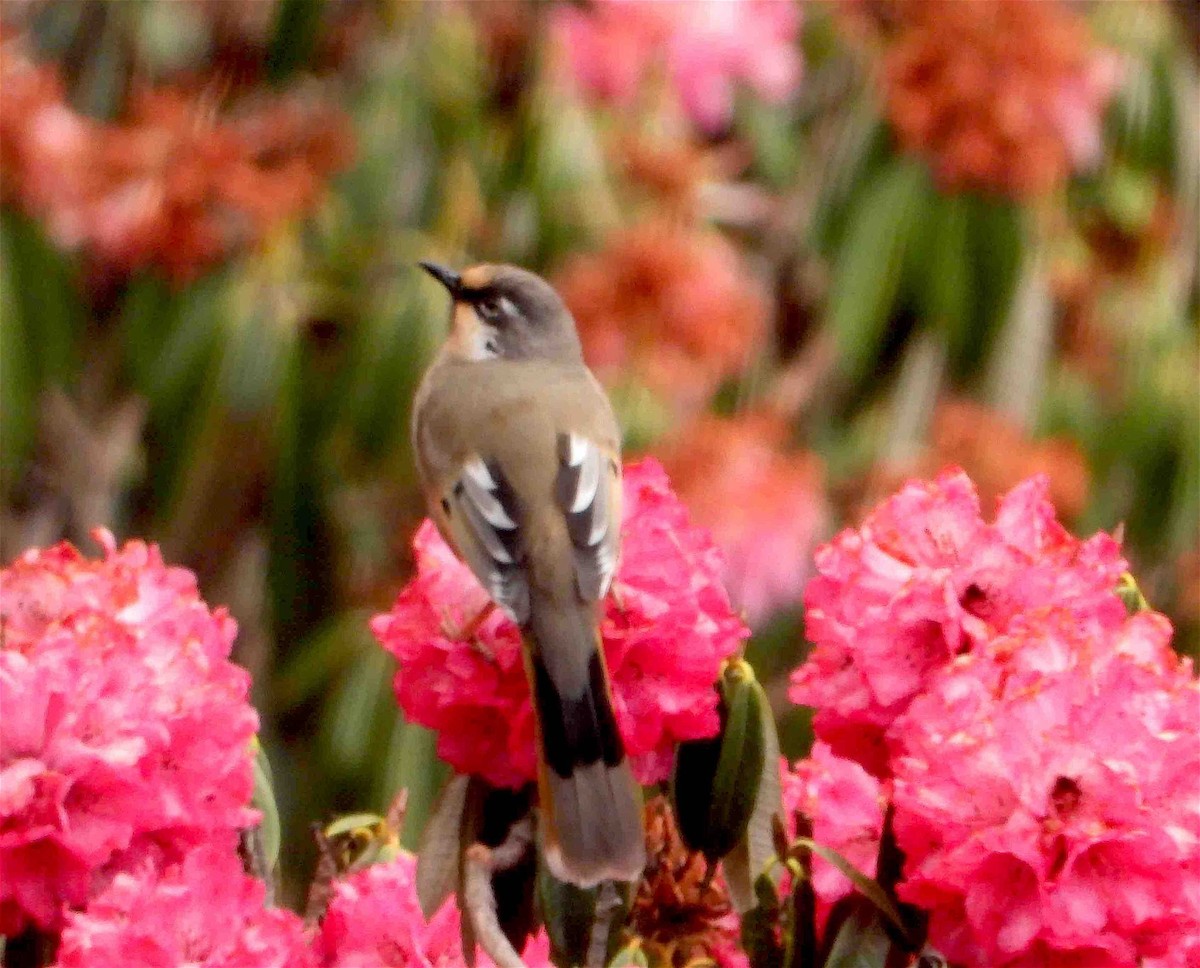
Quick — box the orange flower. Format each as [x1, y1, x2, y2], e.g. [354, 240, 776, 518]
[656, 411, 826, 624]
[863, 397, 1089, 521]
[869, 0, 1120, 198]
[555, 221, 767, 410]
[0, 38, 352, 283]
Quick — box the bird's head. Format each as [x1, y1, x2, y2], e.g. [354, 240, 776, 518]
[419, 262, 582, 364]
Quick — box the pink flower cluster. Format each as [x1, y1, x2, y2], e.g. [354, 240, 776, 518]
[551, 0, 802, 132]
[788, 468, 1200, 965]
[891, 609, 1200, 966]
[316, 852, 551, 968]
[371, 459, 747, 789]
[789, 469, 1126, 776]
[0, 531, 259, 933]
[781, 743, 884, 930]
[53, 842, 313, 968]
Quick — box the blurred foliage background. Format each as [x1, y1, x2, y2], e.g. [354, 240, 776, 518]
[1, 0, 1197, 906]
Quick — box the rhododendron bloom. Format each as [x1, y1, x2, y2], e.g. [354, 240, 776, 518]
[891, 610, 1200, 966]
[0, 532, 258, 933]
[0, 38, 351, 283]
[872, 0, 1120, 197]
[371, 459, 747, 789]
[316, 851, 551, 968]
[789, 469, 1126, 776]
[53, 842, 313, 968]
[781, 743, 884, 928]
[657, 412, 825, 625]
[551, 0, 801, 132]
[556, 221, 767, 412]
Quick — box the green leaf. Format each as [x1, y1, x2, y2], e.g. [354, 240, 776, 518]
[416, 774, 471, 918]
[324, 812, 387, 839]
[724, 677, 784, 913]
[826, 159, 930, 386]
[822, 903, 892, 968]
[608, 943, 649, 968]
[913, 193, 972, 370]
[962, 195, 1024, 378]
[673, 660, 766, 862]
[741, 872, 785, 968]
[0, 234, 34, 492]
[1116, 572, 1151, 614]
[266, 0, 326, 86]
[250, 740, 281, 869]
[539, 869, 598, 968]
[119, 272, 180, 396]
[790, 839, 910, 944]
[1, 209, 83, 390]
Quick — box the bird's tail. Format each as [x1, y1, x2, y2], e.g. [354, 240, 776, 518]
[524, 595, 645, 887]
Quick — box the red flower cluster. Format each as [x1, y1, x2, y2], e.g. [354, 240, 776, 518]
[891, 610, 1200, 965]
[371, 459, 747, 789]
[656, 412, 826, 625]
[0, 531, 258, 933]
[0, 38, 351, 283]
[789, 469, 1126, 776]
[874, 0, 1120, 197]
[555, 222, 768, 413]
[316, 852, 550, 968]
[551, 0, 801, 132]
[52, 842, 313, 968]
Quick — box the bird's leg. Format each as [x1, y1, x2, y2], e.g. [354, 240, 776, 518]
[610, 580, 629, 614]
[459, 600, 496, 641]
[439, 601, 497, 661]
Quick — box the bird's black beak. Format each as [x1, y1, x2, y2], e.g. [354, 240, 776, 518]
[419, 261, 462, 296]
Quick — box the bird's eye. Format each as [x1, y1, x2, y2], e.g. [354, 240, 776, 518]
[477, 298, 502, 322]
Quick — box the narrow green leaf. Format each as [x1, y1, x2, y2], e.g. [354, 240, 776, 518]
[963, 195, 1024, 376]
[0, 236, 34, 491]
[826, 159, 930, 386]
[790, 838, 910, 943]
[539, 869, 598, 968]
[1116, 572, 1151, 614]
[267, 0, 326, 86]
[914, 192, 973, 371]
[741, 872, 785, 968]
[250, 740, 281, 869]
[608, 943, 649, 968]
[1, 209, 83, 390]
[417, 774, 471, 918]
[724, 677, 784, 913]
[673, 660, 765, 862]
[823, 903, 892, 968]
[324, 812, 387, 840]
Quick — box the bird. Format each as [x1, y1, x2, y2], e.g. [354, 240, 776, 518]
[412, 260, 646, 888]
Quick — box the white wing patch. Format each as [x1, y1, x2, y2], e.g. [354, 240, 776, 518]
[556, 432, 621, 602]
[444, 457, 529, 623]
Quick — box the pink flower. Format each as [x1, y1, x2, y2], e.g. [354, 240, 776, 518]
[789, 469, 1127, 776]
[890, 609, 1200, 966]
[780, 744, 884, 931]
[551, 0, 802, 132]
[315, 852, 551, 968]
[53, 841, 313, 968]
[371, 458, 747, 789]
[0, 531, 258, 933]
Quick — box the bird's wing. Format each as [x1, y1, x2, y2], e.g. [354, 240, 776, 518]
[436, 455, 530, 625]
[555, 431, 622, 603]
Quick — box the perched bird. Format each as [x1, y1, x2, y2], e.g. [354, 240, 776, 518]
[412, 261, 646, 887]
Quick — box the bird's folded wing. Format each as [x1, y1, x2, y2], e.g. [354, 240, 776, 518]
[555, 432, 621, 603]
[440, 456, 530, 624]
